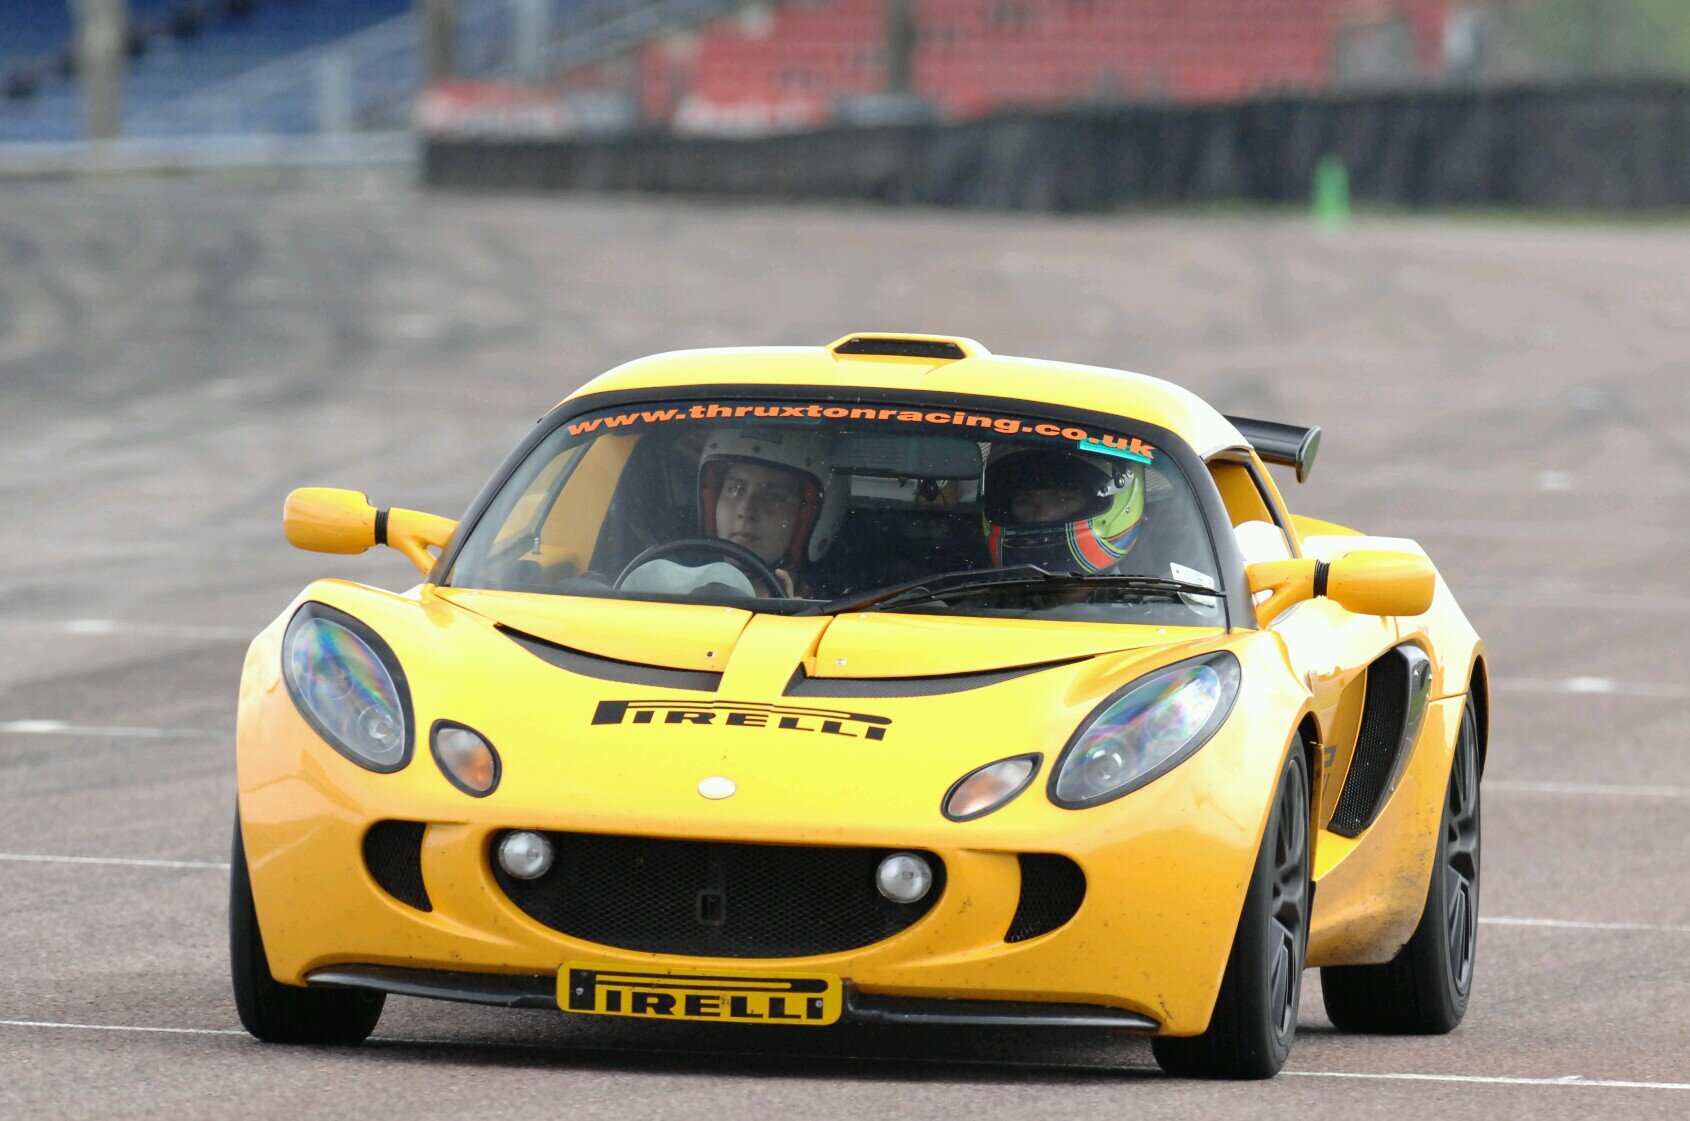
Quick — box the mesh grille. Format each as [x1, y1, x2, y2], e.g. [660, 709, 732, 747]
[363, 821, 431, 912]
[493, 832, 942, 958]
[1005, 854, 1085, 943]
[1331, 650, 1411, 837]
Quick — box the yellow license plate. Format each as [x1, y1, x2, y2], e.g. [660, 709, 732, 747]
[560, 961, 842, 1026]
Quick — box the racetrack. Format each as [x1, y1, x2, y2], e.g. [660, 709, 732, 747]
[1, 171, 1687, 1118]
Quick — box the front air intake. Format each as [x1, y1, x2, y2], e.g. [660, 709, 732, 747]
[494, 831, 943, 957]
[1005, 854, 1085, 943]
[363, 821, 432, 912]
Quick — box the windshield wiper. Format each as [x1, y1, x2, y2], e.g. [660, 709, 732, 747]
[805, 566, 1223, 616]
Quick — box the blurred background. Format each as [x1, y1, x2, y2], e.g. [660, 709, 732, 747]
[2, 4, 1689, 1113]
[2, 1, 1689, 208]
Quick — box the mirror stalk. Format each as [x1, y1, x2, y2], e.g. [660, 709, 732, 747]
[284, 488, 457, 576]
[382, 507, 457, 574]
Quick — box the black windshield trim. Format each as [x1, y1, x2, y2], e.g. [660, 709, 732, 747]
[435, 385, 1251, 629]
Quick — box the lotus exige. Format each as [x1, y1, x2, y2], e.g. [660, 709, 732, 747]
[232, 333, 1486, 1078]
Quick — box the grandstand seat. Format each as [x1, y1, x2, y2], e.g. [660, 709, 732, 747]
[0, 0, 410, 142]
[655, 0, 1445, 129]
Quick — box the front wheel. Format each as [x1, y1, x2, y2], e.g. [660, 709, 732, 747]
[230, 814, 384, 1044]
[1152, 745, 1311, 1079]
[1320, 696, 1481, 1033]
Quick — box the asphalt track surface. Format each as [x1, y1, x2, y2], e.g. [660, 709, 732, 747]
[1, 171, 1687, 1118]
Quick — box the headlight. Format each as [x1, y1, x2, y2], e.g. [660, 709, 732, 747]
[282, 603, 413, 772]
[943, 754, 1040, 821]
[1050, 652, 1241, 808]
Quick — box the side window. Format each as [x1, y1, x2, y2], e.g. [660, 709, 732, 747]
[1208, 456, 1297, 564]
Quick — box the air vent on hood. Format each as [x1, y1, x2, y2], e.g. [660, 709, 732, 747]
[784, 659, 1077, 699]
[501, 626, 721, 692]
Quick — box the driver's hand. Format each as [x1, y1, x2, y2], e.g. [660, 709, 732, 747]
[774, 568, 796, 597]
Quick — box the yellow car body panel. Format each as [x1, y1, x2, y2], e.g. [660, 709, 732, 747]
[240, 336, 1486, 1037]
[238, 581, 1308, 1032]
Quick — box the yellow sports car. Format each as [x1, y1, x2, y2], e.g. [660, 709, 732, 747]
[233, 334, 1486, 1078]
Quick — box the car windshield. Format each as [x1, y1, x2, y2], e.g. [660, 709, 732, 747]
[445, 397, 1225, 626]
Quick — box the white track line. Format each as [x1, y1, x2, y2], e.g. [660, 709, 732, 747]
[1481, 917, 1690, 934]
[1493, 676, 1690, 699]
[0, 853, 229, 870]
[1488, 779, 1690, 799]
[0, 619, 253, 640]
[0, 1020, 243, 1036]
[1461, 591, 1690, 614]
[0, 1018, 1687, 1090]
[0, 720, 225, 739]
[1280, 1070, 1690, 1091]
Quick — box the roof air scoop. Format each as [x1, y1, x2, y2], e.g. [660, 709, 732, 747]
[828, 333, 984, 362]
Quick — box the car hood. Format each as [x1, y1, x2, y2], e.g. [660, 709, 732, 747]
[317, 585, 1229, 839]
[435, 587, 1208, 678]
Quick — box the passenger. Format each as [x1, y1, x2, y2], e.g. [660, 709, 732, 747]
[982, 447, 1146, 572]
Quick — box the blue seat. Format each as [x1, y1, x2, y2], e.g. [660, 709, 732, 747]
[1, 0, 414, 142]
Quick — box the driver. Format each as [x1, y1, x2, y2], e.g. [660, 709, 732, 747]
[697, 428, 845, 595]
[982, 447, 1145, 572]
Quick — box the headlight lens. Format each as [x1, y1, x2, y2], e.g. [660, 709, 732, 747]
[282, 603, 413, 772]
[1051, 652, 1241, 808]
[432, 721, 500, 796]
[943, 753, 1041, 821]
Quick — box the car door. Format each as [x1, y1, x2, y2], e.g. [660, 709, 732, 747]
[1207, 452, 1400, 824]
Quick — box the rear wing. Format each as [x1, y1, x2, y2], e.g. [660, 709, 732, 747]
[1223, 416, 1321, 484]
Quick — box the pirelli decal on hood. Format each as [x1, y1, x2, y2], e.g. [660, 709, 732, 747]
[591, 699, 890, 741]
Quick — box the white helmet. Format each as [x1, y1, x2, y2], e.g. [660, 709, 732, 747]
[699, 427, 846, 567]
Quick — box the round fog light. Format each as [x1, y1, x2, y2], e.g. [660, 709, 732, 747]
[875, 852, 932, 903]
[498, 831, 553, 880]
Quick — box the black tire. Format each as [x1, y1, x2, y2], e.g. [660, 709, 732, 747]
[230, 814, 384, 1044]
[1320, 696, 1481, 1034]
[1153, 746, 1312, 1079]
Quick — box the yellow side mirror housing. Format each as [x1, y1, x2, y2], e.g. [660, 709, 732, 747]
[1325, 549, 1435, 617]
[283, 487, 458, 575]
[1247, 549, 1435, 623]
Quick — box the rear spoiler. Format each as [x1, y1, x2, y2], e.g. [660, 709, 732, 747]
[1223, 416, 1321, 483]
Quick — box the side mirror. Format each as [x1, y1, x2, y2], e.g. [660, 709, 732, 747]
[1325, 550, 1435, 617]
[1247, 549, 1435, 623]
[284, 487, 458, 575]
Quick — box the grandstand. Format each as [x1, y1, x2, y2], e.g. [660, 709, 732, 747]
[0, 0, 409, 141]
[639, 0, 1449, 133]
[2, 1, 1459, 146]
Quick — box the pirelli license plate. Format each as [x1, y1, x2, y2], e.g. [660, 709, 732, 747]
[561, 962, 842, 1026]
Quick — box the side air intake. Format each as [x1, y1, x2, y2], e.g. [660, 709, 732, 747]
[1330, 644, 1434, 837]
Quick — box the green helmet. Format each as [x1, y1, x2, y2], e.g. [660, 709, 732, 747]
[983, 449, 1146, 572]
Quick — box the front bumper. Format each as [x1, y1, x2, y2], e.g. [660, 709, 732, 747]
[236, 606, 1297, 1038]
[305, 964, 1158, 1030]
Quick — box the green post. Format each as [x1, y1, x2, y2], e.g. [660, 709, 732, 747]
[1312, 154, 1351, 229]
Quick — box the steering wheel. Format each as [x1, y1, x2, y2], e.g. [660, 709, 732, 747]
[613, 537, 787, 598]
